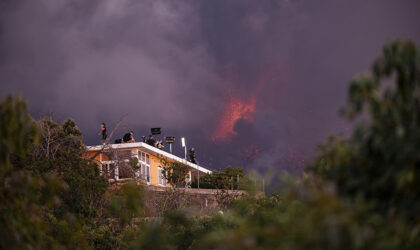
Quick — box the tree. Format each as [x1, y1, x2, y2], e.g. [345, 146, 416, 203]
[0, 95, 87, 248]
[191, 166, 250, 190]
[13, 116, 109, 219]
[159, 156, 190, 187]
[309, 41, 420, 221]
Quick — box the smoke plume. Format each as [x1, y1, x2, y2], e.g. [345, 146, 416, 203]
[1, 0, 419, 171]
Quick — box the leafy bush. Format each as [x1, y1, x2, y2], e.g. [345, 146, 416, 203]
[191, 166, 251, 190]
[0, 95, 87, 248]
[159, 156, 191, 187]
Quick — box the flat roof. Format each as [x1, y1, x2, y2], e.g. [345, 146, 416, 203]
[86, 142, 212, 174]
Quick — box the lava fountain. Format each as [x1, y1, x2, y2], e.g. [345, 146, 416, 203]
[212, 94, 256, 142]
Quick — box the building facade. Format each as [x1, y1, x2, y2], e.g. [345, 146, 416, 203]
[85, 142, 212, 187]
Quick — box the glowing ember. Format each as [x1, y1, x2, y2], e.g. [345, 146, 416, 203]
[212, 95, 256, 141]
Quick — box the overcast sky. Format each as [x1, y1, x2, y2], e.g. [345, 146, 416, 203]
[1, 0, 420, 172]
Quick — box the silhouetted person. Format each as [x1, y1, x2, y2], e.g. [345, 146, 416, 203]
[189, 148, 196, 164]
[98, 123, 107, 143]
[123, 131, 135, 143]
[146, 135, 156, 146]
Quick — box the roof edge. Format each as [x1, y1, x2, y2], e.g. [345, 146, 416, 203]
[86, 142, 212, 174]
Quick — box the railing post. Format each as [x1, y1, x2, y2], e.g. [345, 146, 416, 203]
[115, 165, 119, 180]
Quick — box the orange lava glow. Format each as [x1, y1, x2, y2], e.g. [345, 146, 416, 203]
[212, 95, 256, 141]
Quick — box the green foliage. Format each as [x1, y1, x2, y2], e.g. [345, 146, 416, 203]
[129, 210, 235, 250]
[83, 223, 122, 250]
[0, 95, 38, 167]
[129, 157, 140, 170]
[109, 182, 144, 226]
[309, 40, 420, 220]
[198, 180, 420, 249]
[127, 178, 420, 249]
[0, 95, 86, 248]
[12, 116, 109, 219]
[57, 158, 108, 219]
[1, 97, 110, 248]
[191, 166, 251, 190]
[159, 156, 190, 187]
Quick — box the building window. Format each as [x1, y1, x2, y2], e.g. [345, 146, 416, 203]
[138, 151, 150, 183]
[158, 167, 166, 186]
[101, 162, 117, 179]
[141, 163, 145, 178]
[146, 165, 150, 183]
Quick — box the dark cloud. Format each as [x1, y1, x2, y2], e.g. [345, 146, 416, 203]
[1, 0, 420, 171]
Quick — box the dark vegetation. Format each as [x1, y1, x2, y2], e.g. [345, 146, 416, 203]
[1, 40, 420, 249]
[159, 157, 191, 187]
[191, 166, 250, 190]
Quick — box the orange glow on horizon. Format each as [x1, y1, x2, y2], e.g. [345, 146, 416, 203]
[212, 95, 256, 141]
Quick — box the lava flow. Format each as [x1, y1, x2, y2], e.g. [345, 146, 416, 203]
[211, 95, 256, 142]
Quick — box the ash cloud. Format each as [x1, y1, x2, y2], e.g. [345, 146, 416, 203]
[1, 0, 420, 171]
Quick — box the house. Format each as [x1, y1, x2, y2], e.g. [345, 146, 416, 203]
[85, 142, 212, 187]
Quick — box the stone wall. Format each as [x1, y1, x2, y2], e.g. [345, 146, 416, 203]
[144, 185, 246, 215]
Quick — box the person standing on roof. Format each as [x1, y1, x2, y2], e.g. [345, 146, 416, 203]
[189, 148, 196, 164]
[98, 123, 107, 143]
